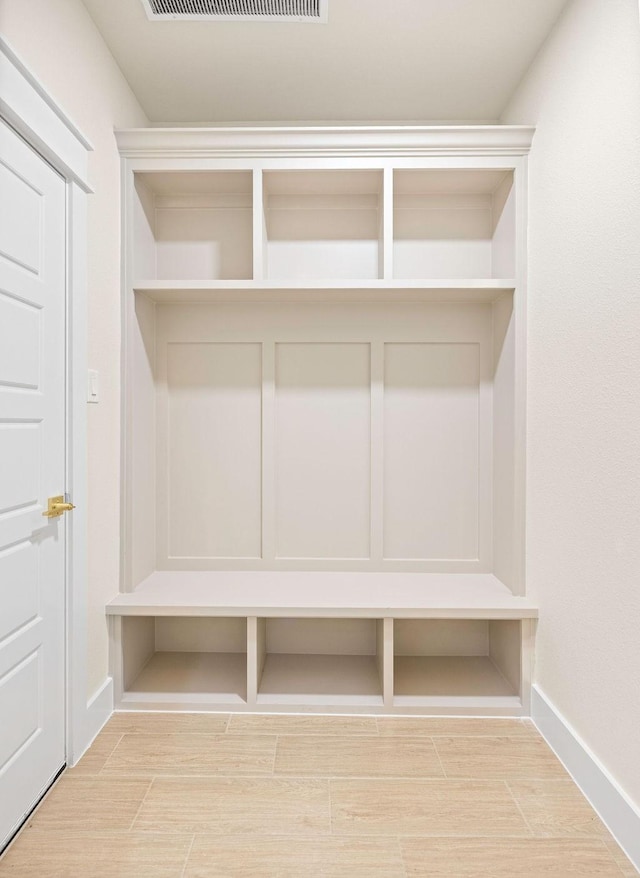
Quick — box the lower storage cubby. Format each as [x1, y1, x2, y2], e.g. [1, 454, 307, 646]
[256, 618, 384, 707]
[393, 619, 522, 707]
[109, 579, 535, 713]
[120, 616, 247, 705]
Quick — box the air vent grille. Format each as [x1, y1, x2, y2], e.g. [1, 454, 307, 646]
[141, 0, 326, 20]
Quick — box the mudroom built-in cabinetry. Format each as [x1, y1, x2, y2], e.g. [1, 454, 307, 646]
[107, 126, 537, 716]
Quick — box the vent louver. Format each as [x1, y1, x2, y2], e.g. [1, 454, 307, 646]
[141, 0, 327, 20]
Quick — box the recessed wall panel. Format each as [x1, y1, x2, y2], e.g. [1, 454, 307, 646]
[383, 343, 479, 560]
[0, 423, 39, 515]
[276, 343, 371, 559]
[167, 343, 262, 558]
[0, 160, 41, 275]
[0, 651, 39, 771]
[0, 542, 38, 643]
[0, 294, 40, 390]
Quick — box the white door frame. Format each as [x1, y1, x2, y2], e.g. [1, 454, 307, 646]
[0, 37, 94, 765]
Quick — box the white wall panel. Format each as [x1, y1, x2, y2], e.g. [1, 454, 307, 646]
[264, 169, 381, 281]
[155, 617, 246, 653]
[275, 343, 371, 559]
[395, 619, 489, 656]
[383, 343, 480, 560]
[502, 0, 640, 809]
[153, 301, 494, 572]
[266, 618, 376, 656]
[155, 208, 252, 281]
[393, 208, 492, 280]
[266, 210, 380, 281]
[166, 342, 262, 559]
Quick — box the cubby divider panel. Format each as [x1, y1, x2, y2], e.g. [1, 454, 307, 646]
[121, 616, 248, 704]
[165, 341, 263, 561]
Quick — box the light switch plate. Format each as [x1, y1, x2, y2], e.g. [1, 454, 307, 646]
[88, 369, 99, 403]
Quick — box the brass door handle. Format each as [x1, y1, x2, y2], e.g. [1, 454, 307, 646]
[43, 495, 76, 518]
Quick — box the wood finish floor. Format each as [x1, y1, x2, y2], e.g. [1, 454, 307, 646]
[1, 714, 636, 877]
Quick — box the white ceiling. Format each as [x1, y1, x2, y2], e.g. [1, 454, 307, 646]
[81, 0, 569, 124]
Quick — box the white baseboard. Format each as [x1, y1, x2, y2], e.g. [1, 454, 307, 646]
[532, 685, 640, 873]
[72, 677, 114, 767]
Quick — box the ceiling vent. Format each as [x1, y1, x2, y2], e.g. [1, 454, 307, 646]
[140, 0, 328, 21]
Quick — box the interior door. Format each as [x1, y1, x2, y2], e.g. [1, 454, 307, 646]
[0, 118, 67, 848]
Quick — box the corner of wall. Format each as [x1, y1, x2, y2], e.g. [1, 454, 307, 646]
[76, 677, 114, 766]
[498, 0, 573, 122]
[532, 686, 640, 873]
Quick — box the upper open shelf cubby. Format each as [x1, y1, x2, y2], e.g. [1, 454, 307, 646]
[133, 171, 254, 282]
[130, 165, 518, 287]
[393, 169, 515, 281]
[262, 169, 383, 281]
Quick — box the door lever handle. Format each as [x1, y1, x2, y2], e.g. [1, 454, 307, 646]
[43, 495, 76, 518]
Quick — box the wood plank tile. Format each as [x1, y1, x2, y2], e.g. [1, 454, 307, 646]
[400, 837, 625, 875]
[434, 736, 567, 779]
[275, 734, 444, 778]
[134, 777, 330, 835]
[602, 837, 639, 877]
[104, 712, 229, 735]
[101, 733, 275, 776]
[227, 714, 378, 736]
[67, 733, 123, 775]
[331, 778, 529, 836]
[377, 717, 534, 737]
[184, 835, 405, 877]
[0, 831, 192, 878]
[26, 776, 151, 831]
[507, 779, 612, 838]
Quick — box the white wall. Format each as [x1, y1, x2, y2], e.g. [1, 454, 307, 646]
[1, 0, 148, 698]
[502, 0, 640, 808]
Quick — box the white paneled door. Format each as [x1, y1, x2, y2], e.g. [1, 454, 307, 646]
[0, 119, 67, 847]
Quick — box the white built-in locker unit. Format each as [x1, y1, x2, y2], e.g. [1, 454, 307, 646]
[107, 126, 537, 715]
